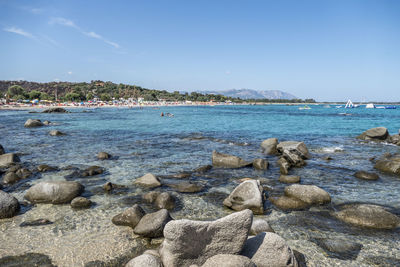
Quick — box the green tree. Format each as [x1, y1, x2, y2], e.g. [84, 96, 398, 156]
[100, 93, 111, 101]
[40, 92, 50, 100]
[7, 85, 25, 97]
[64, 92, 81, 102]
[87, 92, 94, 100]
[29, 90, 42, 100]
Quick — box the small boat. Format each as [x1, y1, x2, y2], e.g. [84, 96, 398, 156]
[385, 106, 397, 109]
[335, 105, 342, 108]
[299, 105, 311, 110]
[345, 100, 354, 108]
[365, 103, 375, 109]
[376, 106, 385, 109]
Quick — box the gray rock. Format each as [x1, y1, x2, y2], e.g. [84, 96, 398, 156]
[167, 181, 204, 193]
[42, 107, 69, 113]
[112, 204, 145, 228]
[241, 232, 298, 267]
[0, 190, 20, 219]
[212, 151, 252, 168]
[24, 181, 84, 204]
[170, 172, 192, 179]
[70, 197, 92, 209]
[277, 157, 290, 175]
[284, 184, 331, 205]
[279, 175, 301, 183]
[202, 254, 256, 267]
[43, 120, 51, 125]
[37, 164, 56, 172]
[223, 180, 264, 214]
[24, 119, 45, 127]
[374, 154, 400, 176]
[0, 144, 4, 155]
[253, 158, 269, 170]
[357, 127, 389, 140]
[125, 254, 163, 267]
[15, 168, 31, 179]
[155, 192, 175, 210]
[260, 138, 278, 155]
[97, 152, 111, 160]
[334, 204, 400, 229]
[2, 172, 21, 184]
[194, 165, 212, 173]
[312, 238, 362, 260]
[81, 166, 104, 177]
[354, 171, 379, 180]
[250, 218, 274, 235]
[269, 196, 309, 210]
[134, 173, 161, 188]
[49, 130, 65, 136]
[143, 191, 160, 203]
[20, 219, 53, 227]
[277, 141, 310, 159]
[388, 134, 400, 144]
[159, 209, 253, 267]
[0, 153, 21, 167]
[134, 209, 172, 238]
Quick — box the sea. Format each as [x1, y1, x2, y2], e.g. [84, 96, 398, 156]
[0, 104, 399, 266]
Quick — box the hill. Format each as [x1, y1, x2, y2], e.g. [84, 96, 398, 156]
[202, 89, 297, 100]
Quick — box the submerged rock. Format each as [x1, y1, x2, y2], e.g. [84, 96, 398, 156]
[0, 253, 56, 267]
[253, 158, 269, 170]
[37, 164, 57, 172]
[312, 238, 362, 260]
[82, 166, 104, 177]
[19, 219, 53, 227]
[260, 138, 278, 155]
[97, 151, 112, 160]
[49, 130, 65, 136]
[284, 184, 331, 205]
[24, 119, 44, 127]
[250, 218, 274, 235]
[279, 175, 301, 183]
[155, 192, 175, 210]
[357, 127, 389, 141]
[194, 165, 212, 173]
[25, 181, 84, 204]
[0, 190, 20, 219]
[223, 180, 264, 214]
[0, 153, 21, 167]
[159, 209, 253, 267]
[167, 181, 204, 193]
[374, 154, 400, 176]
[334, 204, 400, 229]
[71, 196, 92, 209]
[133, 209, 172, 238]
[134, 173, 161, 188]
[241, 232, 298, 267]
[125, 254, 163, 267]
[42, 107, 70, 113]
[269, 196, 309, 210]
[212, 151, 252, 168]
[112, 204, 145, 228]
[354, 171, 379, 180]
[202, 254, 256, 267]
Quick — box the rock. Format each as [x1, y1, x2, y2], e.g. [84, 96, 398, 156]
[253, 158, 269, 170]
[0, 144, 4, 155]
[49, 130, 65, 136]
[170, 172, 192, 179]
[2, 172, 21, 184]
[261, 138, 278, 155]
[134, 173, 161, 188]
[388, 134, 400, 144]
[202, 254, 256, 267]
[354, 171, 379, 180]
[324, 156, 333, 161]
[155, 192, 175, 210]
[133, 209, 172, 238]
[70, 197, 92, 209]
[212, 151, 252, 168]
[250, 218, 274, 235]
[42, 107, 70, 113]
[277, 141, 310, 159]
[223, 180, 264, 214]
[279, 175, 301, 183]
[241, 232, 298, 267]
[284, 184, 331, 205]
[0, 153, 21, 167]
[24, 119, 45, 127]
[43, 120, 51, 125]
[312, 238, 362, 260]
[194, 165, 212, 173]
[20, 219, 53, 227]
[160, 209, 253, 267]
[334, 204, 400, 229]
[0, 190, 20, 218]
[374, 154, 400, 176]
[37, 164, 56, 172]
[103, 182, 113, 191]
[277, 157, 290, 174]
[269, 196, 309, 210]
[167, 181, 204, 193]
[82, 166, 104, 177]
[125, 254, 163, 267]
[357, 127, 389, 140]
[143, 191, 160, 203]
[112, 204, 145, 228]
[15, 168, 31, 179]
[24, 181, 84, 204]
[97, 152, 111, 160]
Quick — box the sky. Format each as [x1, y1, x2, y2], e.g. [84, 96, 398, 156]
[0, 0, 399, 101]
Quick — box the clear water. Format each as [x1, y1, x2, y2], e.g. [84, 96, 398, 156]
[0, 105, 400, 266]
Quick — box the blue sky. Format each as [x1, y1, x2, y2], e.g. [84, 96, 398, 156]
[0, 0, 399, 101]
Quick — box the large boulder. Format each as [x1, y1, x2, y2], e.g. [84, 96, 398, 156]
[334, 204, 400, 229]
[212, 151, 252, 168]
[0, 190, 20, 219]
[284, 184, 331, 205]
[133, 209, 172, 238]
[125, 254, 163, 267]
[24, 181, 84, 204]
[260, 138, 278, 155]
[0, 144, 4, 155]
[253, 159, 269, 170]
[42, 107, 70, 113]
[357, 127, 389, 141]
[24, 119, 44, 127]
[269, 196, 309, 210]
[134, 173, 161, 188]
[374, 154, 400, 176]
[223, 180, 264, 214]
[354, 171, 379, 180]
[0, 153, 21, 167]
[160, 209, 253, 267]
[112, 204, 145, 228]
[241, 232, 298, 267]
[202, 254, 256, 267]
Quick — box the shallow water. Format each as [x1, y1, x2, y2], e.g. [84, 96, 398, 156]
[1, 105, 400, 266]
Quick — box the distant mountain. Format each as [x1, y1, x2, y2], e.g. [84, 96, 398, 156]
[201, 89, 297, 100]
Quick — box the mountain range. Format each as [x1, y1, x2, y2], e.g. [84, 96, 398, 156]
[201, 89, 297, 100]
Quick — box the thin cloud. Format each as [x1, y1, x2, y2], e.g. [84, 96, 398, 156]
[3, 26, 35, 39]
[50, 17, 120, 49]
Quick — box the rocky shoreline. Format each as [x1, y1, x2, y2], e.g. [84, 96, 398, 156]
[1, 115, 400, 266]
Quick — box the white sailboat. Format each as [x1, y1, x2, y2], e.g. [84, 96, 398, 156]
[344, 99, 354, 108]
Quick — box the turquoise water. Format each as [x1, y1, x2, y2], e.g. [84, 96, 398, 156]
[1, 105, 400, 266]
